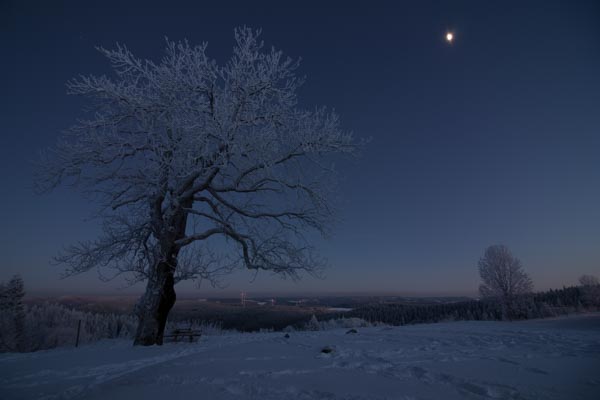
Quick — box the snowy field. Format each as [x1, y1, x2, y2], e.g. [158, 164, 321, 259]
[1, 314, 599, 400]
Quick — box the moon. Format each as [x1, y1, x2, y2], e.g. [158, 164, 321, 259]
[446, 32, 454, 43]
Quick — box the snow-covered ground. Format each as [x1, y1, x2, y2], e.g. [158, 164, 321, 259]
[1, 314, 599, 400]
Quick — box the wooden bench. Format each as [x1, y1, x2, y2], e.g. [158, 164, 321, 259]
[164, 328, 202, 343]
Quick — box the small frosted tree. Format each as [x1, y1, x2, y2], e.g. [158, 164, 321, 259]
[306, 314, 321, 331]
[579, 275, 600, 307]
[478, 245, 533, 320]
[36, 28, 356, 345]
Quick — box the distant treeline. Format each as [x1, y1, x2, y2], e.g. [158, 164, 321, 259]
[340, 286, 597, 326]
[170, 304, 323, 332]
[3, 273, 599, 353]
[1, 276, 137, 353]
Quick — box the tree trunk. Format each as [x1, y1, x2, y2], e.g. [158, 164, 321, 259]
[134, 260, 176, 346]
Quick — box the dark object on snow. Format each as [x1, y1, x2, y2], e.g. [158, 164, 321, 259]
[346, 329, 358, 334]
[164, 328, 202, 343]
[321, 346, 334, 354]
[75, 320, 82, 347]
[284, 333, 290, 338]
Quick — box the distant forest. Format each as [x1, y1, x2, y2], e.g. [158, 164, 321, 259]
[340, 286, 598, 326]
[1, 277, 599, 353]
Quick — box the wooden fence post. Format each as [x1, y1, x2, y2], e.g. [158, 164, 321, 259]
[75, 319, 81, 348]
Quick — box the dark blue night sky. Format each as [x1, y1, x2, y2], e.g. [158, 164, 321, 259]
[2, 0, 599, 296]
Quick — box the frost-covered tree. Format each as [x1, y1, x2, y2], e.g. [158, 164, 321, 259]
[36, 28, 356, 345]
[579, 274, 599, 287]
[305, 314, 321, 331]
[579, 274, 600, 307]
[0, 275, 26, 352]
[478, 245, 533, 320]
[0, 282, 6, 310]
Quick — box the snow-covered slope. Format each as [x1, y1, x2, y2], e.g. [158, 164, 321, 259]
[1, 314, 599, 400]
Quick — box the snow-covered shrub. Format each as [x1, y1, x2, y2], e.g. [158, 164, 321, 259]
[318, 317, 372, 330]
[166, 319, 224, 336]
[295, 316, 373, 332]
[197, 321, 225, 336]
[305, 315, 321, 331]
